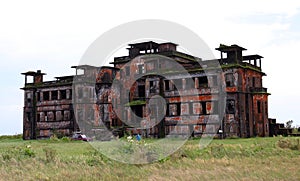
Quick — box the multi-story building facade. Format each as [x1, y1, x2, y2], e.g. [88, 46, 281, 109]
[21, 41, 270, 139]
[21, 70, 74, 139]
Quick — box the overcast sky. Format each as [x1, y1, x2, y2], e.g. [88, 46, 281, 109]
[0, 0, 300, 135]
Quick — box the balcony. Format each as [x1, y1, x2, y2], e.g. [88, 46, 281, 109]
[249, 87, 268, 93]
[164, 87, 219, 97]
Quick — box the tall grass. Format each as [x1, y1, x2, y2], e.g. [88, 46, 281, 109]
[0, 136, 299, 180]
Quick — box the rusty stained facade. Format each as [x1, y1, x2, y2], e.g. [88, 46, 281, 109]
[21, 66, 118, 140]
[21, 41, 270, 140]
[21, 70, 74, 139]
[72, 65, 120, 140]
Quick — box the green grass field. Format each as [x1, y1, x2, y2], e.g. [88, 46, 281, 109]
[0, 135, 299, 180]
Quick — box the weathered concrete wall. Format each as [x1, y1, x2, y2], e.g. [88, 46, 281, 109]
[22, 42, 270, 139]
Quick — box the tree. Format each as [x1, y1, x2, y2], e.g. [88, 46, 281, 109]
[286, 120, 293, 129]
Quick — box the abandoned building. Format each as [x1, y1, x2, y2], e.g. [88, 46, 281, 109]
[268, 118, 293, 136]
[21, 41, 270, 140]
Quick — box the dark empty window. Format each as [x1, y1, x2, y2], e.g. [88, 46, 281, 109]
[60, 90, 67, 99]
[150, 81, 153, 87]
[46, 111, 55, 121]
[198, 76, 208, 87]
[68, 89, 72, 100]
[150, 81, 154, 93]
[149, 81, 158, 93]
[201, 102, 207, 115]
[52, 111, 56, 121]
[102, 72, 110, 83]
[61, 110, 65, 120]
[226, 100, 235, 114]
[51, 91, 58, 100]
[26, 112, 31, 122]
[36, 113, 40, 122]
[26, 93, 32, 107]
[138, 85, 145, 97]
[70, 110, 74, 120]
[44, 111, 48, 121]
[131, 105, 143, 120]
[257, 100, 261, 113]
[37, 92, 41, 102]
[164, 80, 170, 91]
[43, 92, 49, 101]
[112, 119, 118, 127]
[225, 73, 234, 87]
[252, 77, 256, 87]
[27, 98, 32, 107]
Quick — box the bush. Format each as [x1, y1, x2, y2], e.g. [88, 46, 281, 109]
[0, 134, 22, 140]
[23, 147, 35, 157]
[60, 136, 71, 142]
[277, 138, 300, 151]
[49, 134, 59, 141]
[1, 145, 35, 161]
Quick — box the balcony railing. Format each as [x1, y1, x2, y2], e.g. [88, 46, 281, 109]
[249, 87, 268, 93]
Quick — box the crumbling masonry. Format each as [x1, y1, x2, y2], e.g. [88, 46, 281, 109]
[21, 41, 270, 139]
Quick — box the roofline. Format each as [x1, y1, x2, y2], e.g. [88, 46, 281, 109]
[71, 65, 119, 70]
[243, 54, 264, 59]
[21, 71, 46, 76]
[216, 44, 247, 51]
[71, 65, 99, 69]
[159, 42, 178, 46]
[128, 41, 159, 46]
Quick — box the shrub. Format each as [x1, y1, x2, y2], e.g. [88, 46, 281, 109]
[60, 136, 71, 142]
[0, 134, 22, 140]
[277, 138, 300, 151]
[50, 134, 59, 141]
[23, 147, 35, 157]
[1, 146, 35, 161]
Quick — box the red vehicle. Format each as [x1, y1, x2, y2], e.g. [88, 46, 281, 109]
[71, 132, 92, 142]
